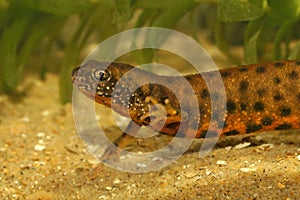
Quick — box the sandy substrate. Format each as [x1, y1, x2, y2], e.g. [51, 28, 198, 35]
[0, 72, 300, 200]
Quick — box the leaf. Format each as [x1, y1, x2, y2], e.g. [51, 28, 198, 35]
[268, 0, 300, 20]
[214, 22, 241, 65]
[272, 20, 296, 60]
[113, 0, 134, 22]
[35, 0, 92, 16]
[0, 18, 29, 92]
[218, 0, 264, 22]
[288, 41, 300, 59]
[244, 27, 261, 64]
[0, 0, 8, 10]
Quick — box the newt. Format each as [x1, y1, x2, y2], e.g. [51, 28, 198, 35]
[72, 60, 300, 156]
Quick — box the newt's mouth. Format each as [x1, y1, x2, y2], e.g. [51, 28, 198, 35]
[71, 67, 80, 83]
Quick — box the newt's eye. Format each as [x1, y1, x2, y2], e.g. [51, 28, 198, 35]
[93, 69, 111, 82]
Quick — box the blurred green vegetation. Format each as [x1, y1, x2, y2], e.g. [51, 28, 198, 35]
[0, 0, 299, 103]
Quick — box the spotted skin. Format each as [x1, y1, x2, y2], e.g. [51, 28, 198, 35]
[72, 60, 300, 139]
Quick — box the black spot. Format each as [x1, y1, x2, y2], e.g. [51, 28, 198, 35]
[273, 93, 283, 101]
[135, 87, 144, 97]
[296, 60, 300, 66]
[221, 71, 231, 78]
[279, 107, 291, 117]
[201, 89, 209, 99]
[166, 122, 180, 129]
[257, 89, 266, 97]
[253, 102, 264, 111]
[200, 130, 208, 138]
[275, 123, 292, 130]
[240, 103, 247, 110]
[222, 121, 228, 128]
[246, 124, 263, 133]
[273, 77, 281, 84]
[142, 117, 151, 125]
[226, 100, 236, 113]
[256, 66, 266, 73]
[199, 106, 206, 115]
[296, 93, 300, 101]
[274, 62, 284, 67]
[160, 97, 168, 104]
[239, 67, 248, 72]
[224, 130, 240, 136]
[239, 81, 249, 92]
[289, 70, 298, 79]
[148, 83, 154, 91]
[261, 116, 273, 126]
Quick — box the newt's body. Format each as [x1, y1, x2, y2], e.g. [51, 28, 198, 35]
[72, 60, 300, 141]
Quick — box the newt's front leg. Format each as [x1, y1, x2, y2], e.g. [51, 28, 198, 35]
[100, 120, 141, 161]
[101, 95, 184, 160]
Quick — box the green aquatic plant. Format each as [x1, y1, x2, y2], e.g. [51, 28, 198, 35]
[0, 0, 299, 103]
[217, 0, 300, 64]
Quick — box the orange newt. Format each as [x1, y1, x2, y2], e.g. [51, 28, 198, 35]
[72, 60, 300, 152]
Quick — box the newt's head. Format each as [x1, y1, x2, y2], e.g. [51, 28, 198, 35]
[72, 60, 134, 108]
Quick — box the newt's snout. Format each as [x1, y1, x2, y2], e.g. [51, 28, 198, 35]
[71, 67, 80, 83]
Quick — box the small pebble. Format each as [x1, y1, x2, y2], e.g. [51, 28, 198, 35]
[113, 178, 121, 184]
[152, 157, 163, 162]
[235, 142, 251, 149]
[136, 163, 147, 168]
[277, 182, 286, 189]
[296, 155, 300, 161]
[20, 117, 30, 122]
[38, 139, 44, 144]
[37, 132, 46, 138]
[205, 169, 212, 175]
[88, 159, 100, 165]
[42, 110, 50, 117]
[183, 171, 198, 178]
[216, 160, 227, 165]
[106, 186, 112, 191]
[34, 144, 46, 151]
[225, 146, 232, 152]
[256, 143, 273, 152]
[240, 166, 257, 172]
[98, 195, 107, 199]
